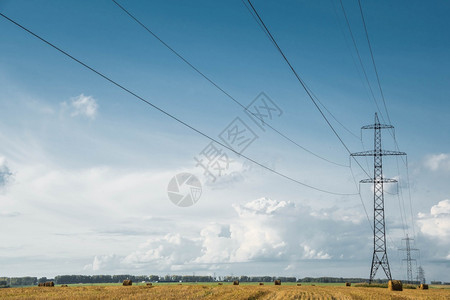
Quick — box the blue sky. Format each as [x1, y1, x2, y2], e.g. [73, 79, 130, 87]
[0, 0, 449, 282]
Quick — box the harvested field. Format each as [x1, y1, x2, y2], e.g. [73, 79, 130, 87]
[0, 284, 449, 299]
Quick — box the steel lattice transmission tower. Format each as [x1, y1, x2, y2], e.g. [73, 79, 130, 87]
[399, 235, 418, 283]
[417, 265, 425, 284]
[351, 113, 406, 283]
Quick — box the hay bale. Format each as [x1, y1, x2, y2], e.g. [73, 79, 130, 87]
[38, 283, 45, 287]
[218, 283, 223, 285]
[146, 283, 152, 286]
[61, 284, 68, 287]
[345, 282, 351, 287]
[297, 283, 301, 286]
[388, 280, 403, 291]
[44, 281, 54, 287]
[274, 280, 281, 285]
[259, 282, 264, 285]
[233, 280, 239, 285]
[419, 284, 428, 290]
[123, 279, 132, 286]
[311, 284, 315, 286]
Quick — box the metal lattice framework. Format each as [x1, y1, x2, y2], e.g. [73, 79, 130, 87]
[351, 113, 406, 283]
[399, 235, 418, 283]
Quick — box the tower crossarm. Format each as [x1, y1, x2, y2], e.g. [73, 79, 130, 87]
[351, 150, 406, 157]
[360, 178, 397, 184]
[362, 124, 394, 130]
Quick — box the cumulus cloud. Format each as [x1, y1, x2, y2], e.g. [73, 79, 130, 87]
[123, 233, 202, 268]
[233, 197, 292, 216]
[83, 234, 202, 272]
[424, 153, 450, 172]
[86, 197, 362, 272]
[301, 244, 331, 260]
[84, 254, 121, 271]
[417, 199, 450, 239]
[63, 94, 98, 119]
[92, 198, 293, 271]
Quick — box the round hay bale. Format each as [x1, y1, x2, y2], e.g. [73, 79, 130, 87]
[146, 283, 152, 286]
[297, 283, 301, 286]
[38, 283, 45, 287]
[388, 280, 403, 291]
[233, 280, 239, 285]
[419, 283, 428, 290]
[311, 284, 315, 286]
[218, 282, 223, 285]
[345, 282, 351, 287]
[259, 282, 264, 285]
[61, 284, 68, 287]
[274, 279, 281, 285]
[44, 281, 54, 287]
[123, 279, 132, 286]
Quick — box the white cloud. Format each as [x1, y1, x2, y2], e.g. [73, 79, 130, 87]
[84, 254, 121, 271]
[85, 197, 366, 273]
[123, 233, 201, 269]
[63, 94, 98, 120]
[105, 198, 292, 270]
[418, 199, 450, 239]
[424, 153, 450, 172]
[301, 244, 331, 260]
[233, 197, 291, 215]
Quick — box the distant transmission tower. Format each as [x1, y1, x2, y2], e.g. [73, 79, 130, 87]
[417, 265, 426, 284]
[351, 113, 406, 283]
[399, 234, 418, 283]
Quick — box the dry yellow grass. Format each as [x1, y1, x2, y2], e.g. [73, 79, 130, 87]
[0, 284, 449, 300]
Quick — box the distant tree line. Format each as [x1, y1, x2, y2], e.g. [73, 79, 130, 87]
[51, 275, 377, 284]
[431, 281, 450, 285]
[0, 277, 38, 286]
[1, 275, 430, 285]
[54, 275, 151, 284]
[231, 276, 296, 282]
[0, 280, 10, 288]
[159, 275, 215, 282]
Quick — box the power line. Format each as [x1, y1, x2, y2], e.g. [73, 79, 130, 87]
[0, 12, 357, 196]
[244, 0, 361, 141]
[349, 159, 373, 231]
[304, 84, 361, 140]
[245, 0, 371, 179]
[356, 0, 416, 240]
[357, 0, 391, 126]
[356, 1, 418, 253]
[337, 0, 386, 123]
[405, 156, 417, 239]
[394, 156, 411, 238]
[111, 0, 348, 168]
[339, 0, 417, 248]
[329, 0, 373, 110]
[240, 0, 277, 49]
